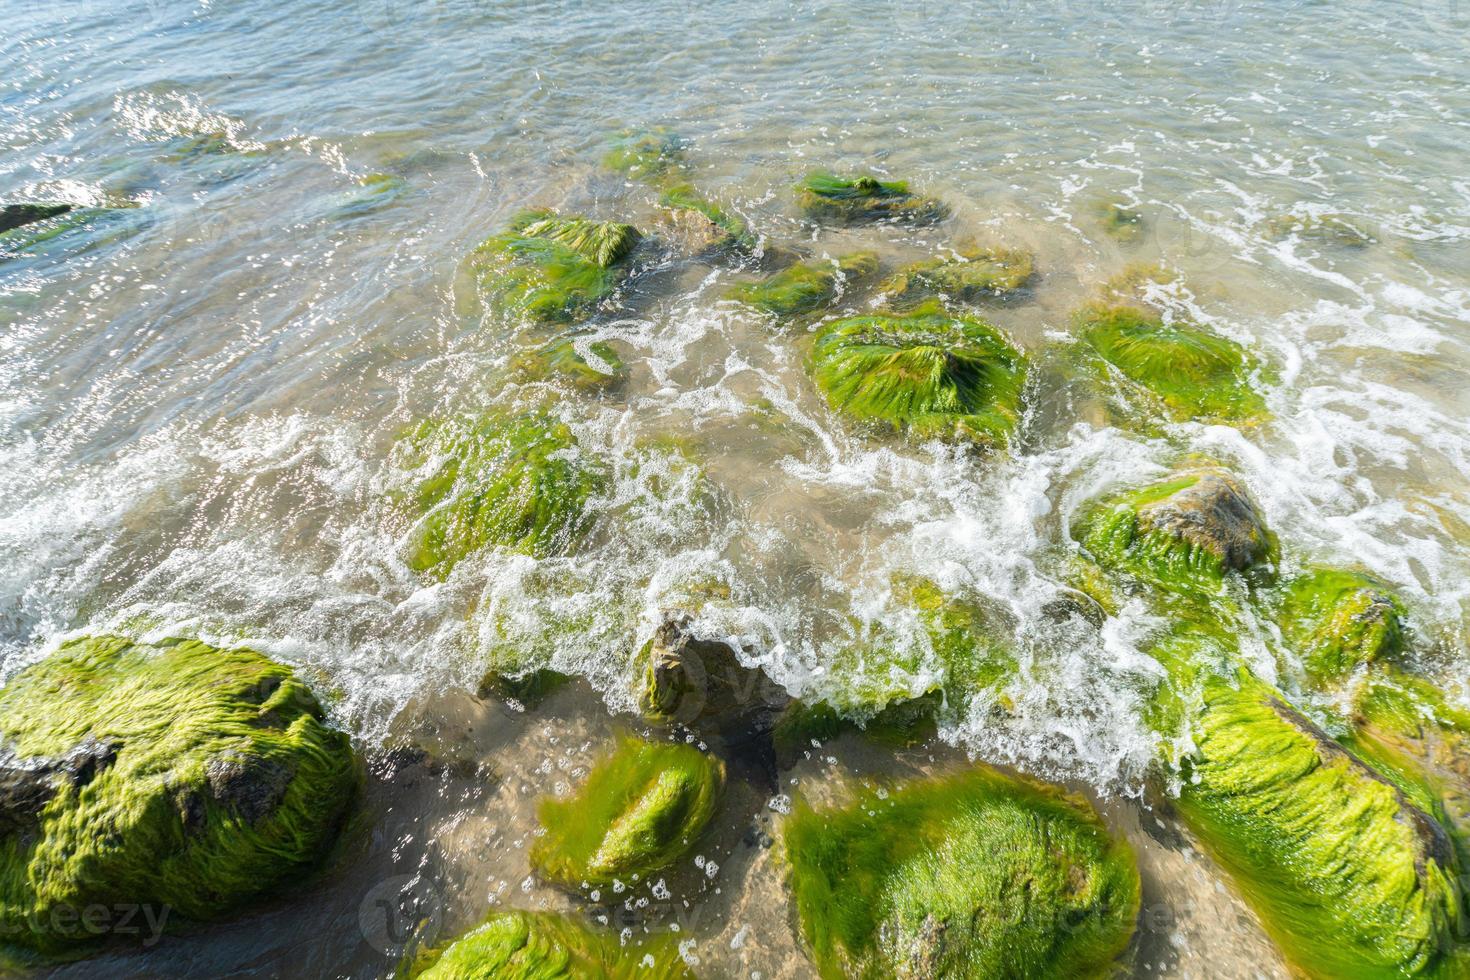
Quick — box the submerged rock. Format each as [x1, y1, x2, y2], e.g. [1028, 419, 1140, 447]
[726, 251, 878, 317]
[509, 336, 627, 393]
[795, 173, 949, 226]
[468, 209, 641, 324]
[1094, 201, 1145, 244]
[1273, 568, 1407, 684]
[1262, 212, 1375, 248]
[410, 909, 693, 978]
[0, 636, 357, 955]
[0, 202, 73, 233]
[810, 301, 1028, 447]
[1080, 468, 1274, 595]
[1074, 303, 1267, 425]
[0, 203, 144, 259]
[880, 245, 1035, 306]
[530, 735, 723, 890]
[398, 410, 607, 577]
[658, 182, 756, 255]
[781, 766, 1140, 979]
[602, 126, 688, 183]
[327, 172, 406, 220]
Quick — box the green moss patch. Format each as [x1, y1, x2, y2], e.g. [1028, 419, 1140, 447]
[398, 410, 608, 578]
[602, 127, 688, 183]
[796, 173, 949, 226]
[1075, 303, 1266, 424]
[659, 182, 756, 254]
[1094, 202, 1145, 244]
[782, 766, 1139, 979]
[726, 251, 877, 317]
[0, 636, 357, 956]
[509, 337, 626, 393]
[530, 736, 723, 889]
[410, 909, 692, 979]
[469, 210, 641, 324]
[810, 301, 1027, 447]
[1273, 568, 1407, 684]
[881, 246, 1035, 305]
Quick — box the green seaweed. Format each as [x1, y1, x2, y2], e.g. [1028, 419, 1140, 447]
[398, 410, 608, 578]
[602, 127, 687, 183]
[409, 909, 693, 979]
[530, 736, 723, 890]
[469, 210, 640, 324]
[512, 209, 641, 268]
[1273, 568, 1408, 685]
[810, 301, 1027, 447]
[329, 173, 407, 220]
[1075, 303, 1267, 425]
[509, 337, 627, 393]
[0, 636, 358, 957]
[881, 246, 1035, 305]
[782, 766, 1140, 979]
[1094, 202, 1145, 244]
[0, 203, 73, 234]
[796, 173, 949, 226]
[726, 251, 878, 317]
[658, 182, 756, 253]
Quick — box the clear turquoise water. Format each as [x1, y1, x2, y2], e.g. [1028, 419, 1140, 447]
[4, 1, 1470, 975]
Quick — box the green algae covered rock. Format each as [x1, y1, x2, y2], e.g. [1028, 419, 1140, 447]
[1273, 568, 1408, 685]
[410, 909, 693, 979]
[399, 410, 607, 578]
[1079, 468, 1274, 597]
[469, 210, 641, 324]
[1093, 202, 1145, 244]
[0, 635, 357, 956]
[726, 251, 878, 317]
[881, 246, 1035, 306]
[1262, 212, 1375, 248]
[531, 736, 723, 889]
[810, 301, 1027, 447]
[796, 173, 949, 226]
[782, 766, 1139, 979]
[658, 182, 756, 254]
[602, 126, 687, 183]
[329, 173, 406, 220]
[0, 202, 73, 233]
[509, 337, 626, 394]
[1149, 632, 1465, 979]
[1074, 303, 1267, 425]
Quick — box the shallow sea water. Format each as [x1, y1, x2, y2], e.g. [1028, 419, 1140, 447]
[3, 0, 1469, 976]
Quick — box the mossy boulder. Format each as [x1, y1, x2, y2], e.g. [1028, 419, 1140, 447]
[509, 337, 626, 393]
[810, 301, 1028, 447]
[0, 636, 357, 956]
[1074, 303, 1266, 425]
[881, 246, 1035, 305]
[468, 209, 641, 324]
[782, 766, 1139, 979]
[1094, 202, 1145, 244]
[796, 173, 949, 226]
[658, 183, 755, 255]
[1273, 568, 1407, 685]
[531, 737, 722, 890]
[726, 251, 878, 317]
[602, 126, 687, 183]
[0, 203, 73, 234]
[1149, 633, 1464, 979]
[410, 909, 693, 979]
[1079, 468, 1273, 596]
[398, 410, 607, 578]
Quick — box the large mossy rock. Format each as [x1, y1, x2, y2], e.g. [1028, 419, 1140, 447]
[398, 410, 607, 578]
[1273, 568, 1407, 685]
[810, 301, 1028, 448]
[1074, 303, 1266, 425]
[1150, 632, 1465, 979]
[658, 183, 755, 255]
[782, 766, 1139, 979]
[0, 636, 357, 956]
[410, 909, 693, 979]
[468, 209, 641, 324]
[530, 736, 723, 890]
[726, 251, 877, 317]
[796, 173, 949, 226]
[1079, 468, 1274, 596]
[881, 246, 1035, 306]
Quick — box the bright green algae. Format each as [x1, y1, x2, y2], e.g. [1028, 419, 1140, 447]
[509, 337, 626, 393]
[1272, 567, 1408, 684]
[0, 635, 357, 956]
[399, 410, 608, 578]
[880, 246, 1035, 305]
[602, 126, 688, 183]
[726, 251, 878, 317]
[658, 183, 755, 253]
[1075, 303, 1267, 425]
[410, 909, 693, 979]
[810, 301, 1028, 447]
[530, 736, 723, 889]
[782, 767, 1140, 979]
[469, 210, 641, 324]
[796, 173, 949, 226]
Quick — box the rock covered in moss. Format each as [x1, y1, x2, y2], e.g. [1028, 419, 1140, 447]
[530, 736, 723, 890]
[1080, 469, 1273, 595]
[1274, 568, 1407, 684]
[810, 301, 1027, 447]
[658, 182, 755, 255]
[398, 410, 607, 577]
[0, 202, 145, 260]
[510, 337, 626, 393]
[468, 209, 641, 324]
[0, 636, 357, 955]
[726, 251, 877, 317]
[1074, 303, 1266, 425]
[782, 766, 1139, 979]
[1148, 632, 1464, 979]
[796, 173, 949, 226]
[1094, 202, 1145, 243]
[411, 909, 693, 979]
[640, 614, 790, 738]
[0, 203, 74, 234]
[328, 173, 406, 220]
[1262, 212, 1375, 248]
[881, 245, 1035, 306]
[602, 126, 688, 183]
